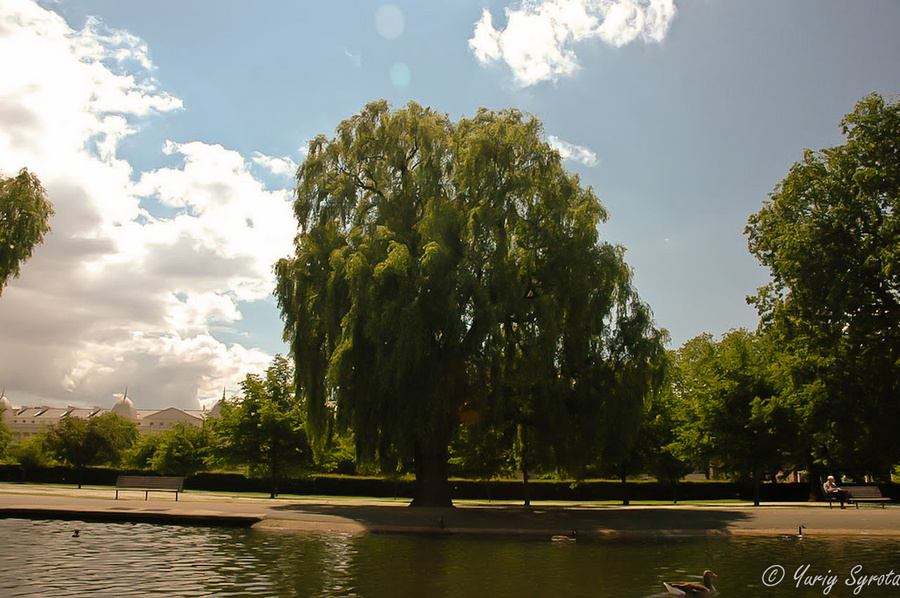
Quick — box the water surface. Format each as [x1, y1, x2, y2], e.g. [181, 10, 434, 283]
[2, 518, 898, 597]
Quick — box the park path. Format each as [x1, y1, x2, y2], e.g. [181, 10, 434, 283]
[1, 483, 898, 538]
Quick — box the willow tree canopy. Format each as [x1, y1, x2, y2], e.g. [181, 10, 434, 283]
[276, 101, 665, 506]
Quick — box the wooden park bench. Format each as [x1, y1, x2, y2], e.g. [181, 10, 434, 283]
[845, 486, 891, 509]
[115, 476, 185, 501]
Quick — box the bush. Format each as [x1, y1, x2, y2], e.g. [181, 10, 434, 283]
[10, 435, 54, 470]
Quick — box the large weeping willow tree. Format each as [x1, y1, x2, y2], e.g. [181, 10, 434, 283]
[276, 101, 665, 506]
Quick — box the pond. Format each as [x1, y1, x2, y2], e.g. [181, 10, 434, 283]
[1, 518, 898, 597]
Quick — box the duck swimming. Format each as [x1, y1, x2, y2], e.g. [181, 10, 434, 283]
[550, 530, 577, 543]
[663, 570, 717, 597]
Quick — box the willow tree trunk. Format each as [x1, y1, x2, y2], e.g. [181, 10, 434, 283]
[410, 442, 453, 507]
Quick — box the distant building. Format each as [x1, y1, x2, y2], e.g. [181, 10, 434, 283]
[0, 393, 219, 443]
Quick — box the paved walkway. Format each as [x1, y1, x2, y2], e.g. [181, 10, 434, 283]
[1, 483, 898, 538]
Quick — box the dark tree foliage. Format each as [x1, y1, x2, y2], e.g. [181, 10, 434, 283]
[0, 168, 54, 294]
[672, 331, 800, 505]
[746, 93, 900, 480]
[11, 435, 53, 473]
[148, 422, 210, 477]
[630, 354, 693, 501]
[276, 100, 665, 506]
[44, 412, 138, 488]
[127, 433, 165, 471]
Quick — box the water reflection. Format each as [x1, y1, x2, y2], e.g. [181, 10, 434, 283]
[1, 519, 898, 597]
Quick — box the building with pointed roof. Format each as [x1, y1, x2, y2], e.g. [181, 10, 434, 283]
[111, 394, 137, 420]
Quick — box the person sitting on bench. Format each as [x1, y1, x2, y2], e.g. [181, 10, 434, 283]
[824, 475, 847, 509]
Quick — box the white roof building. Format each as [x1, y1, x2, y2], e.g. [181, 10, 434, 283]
[0, 392, 219, 443]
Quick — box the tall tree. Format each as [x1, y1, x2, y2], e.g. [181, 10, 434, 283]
[746, 93, 900, 480]
[207, 355, 310, 498]
[44, 412, 138, 488]
[0, 168, 54, 295]
[276, 100, 665, 506]
[668, 335, 719, 476]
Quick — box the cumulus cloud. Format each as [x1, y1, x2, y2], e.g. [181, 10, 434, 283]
[547, 135, 599, 166]
[131, 141, 297, 300]
[75, 15, 156, 72]
[469, 0, 677, 86]
[0, 1, 294, 409]
[251, 152, 298, 178]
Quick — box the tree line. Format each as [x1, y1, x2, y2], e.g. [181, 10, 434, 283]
[644, 94, 900, 501]
[0, 356, 318, 498]
[1, 93, 897, 506]
[272, 93, 900, 505]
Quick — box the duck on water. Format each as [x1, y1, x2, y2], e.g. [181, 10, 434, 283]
[663, 570, 717, 597]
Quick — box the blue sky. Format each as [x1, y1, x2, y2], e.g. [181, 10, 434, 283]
[1, 0, 899, 409]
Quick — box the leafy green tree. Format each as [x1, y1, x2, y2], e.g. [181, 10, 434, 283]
[593, 322, 670, 504]
[94, 412, 139, 465]
[632, 358, 693, 502]
[276, 100, 665, 506]
[44, 412, 138, 488]
[0, 168, 55, 295]
[449, 422, 513, 499]
[672, 330, 800, 504]
[149, 422, 210, 477]
[669, 335, 723, 476]
[207, 355, 310, 498]
[746, 93, 900, 481]
[10, 435, 54, 476]
[127, 433, 164, 471]
[314, 430, 357, 475]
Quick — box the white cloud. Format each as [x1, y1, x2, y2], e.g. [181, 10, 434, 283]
[72, 15, 153, 70]
[470, 10, 503, 62]
[60, 331, 271, 409]
[547, 135, 599, 166]
[0, 1, 292, 409]
[469, 0, 677, 86]
[251, 152, 298, 178]
[131, 141, 297, 301]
